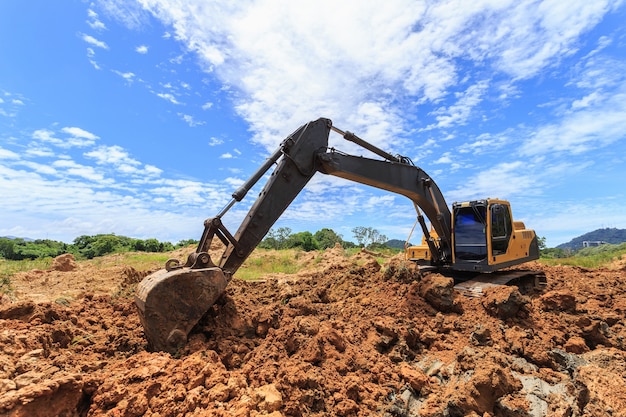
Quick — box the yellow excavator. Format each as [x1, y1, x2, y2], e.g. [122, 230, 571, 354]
[135, 118, 542, 353]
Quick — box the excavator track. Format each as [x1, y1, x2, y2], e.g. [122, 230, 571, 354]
[453, 270, 547, 298]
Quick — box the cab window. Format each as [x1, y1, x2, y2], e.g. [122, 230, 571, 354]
[454, 205, 487, 261]
[490, 204, 512, 255]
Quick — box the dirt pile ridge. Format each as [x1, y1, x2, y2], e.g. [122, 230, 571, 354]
[0, 250, 625, 416]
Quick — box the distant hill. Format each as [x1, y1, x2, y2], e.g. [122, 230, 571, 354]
[385, 239, 409, 249]
[556, 228, 626, 251]
[1, 236, 34, 242]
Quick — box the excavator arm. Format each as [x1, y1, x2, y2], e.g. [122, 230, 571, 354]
[136, 117, 453, 353]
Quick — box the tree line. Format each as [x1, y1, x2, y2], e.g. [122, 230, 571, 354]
[0, 235, 198, 261]
[0, 226, 391, 261]
[258, 226, 389, 251]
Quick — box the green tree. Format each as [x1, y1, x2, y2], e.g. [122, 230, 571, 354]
[0, 238, 15, 259]
[540, 247, 566, 259]
[73, 235, 95, 253]
[352, 226, 367, 247]
[91, 235, 120, 257]
[314, 228, 343, 249]
[286, 231, 319, 251]
[537, 236, 547, 252]
[260, 227, 293, 249]
[143, 238, 162, 252]
[132, 239, 146, 251]
[176, 239, 198, 248]
[351, 226, 388, 248]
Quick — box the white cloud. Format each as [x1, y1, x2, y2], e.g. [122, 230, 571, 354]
[85, 145, 140, 166]
[179, 113, 205, 127]
[32, 129, 61, 145]
[112, 70, 136, 82]
[520, 85, 626, 156]
[52, 159, 106, 182]
[81, 33, 109, 49]
[31, 127, 99, 149]
[87, 8, 107, 31]
[445, 161, 540, 202]
[0, 147, 20, 160]
[132, 0, 622, 157]
[136, 45, 149, 54]
[62, 126, 99, 141]
[157, 92, 182, 105]
[428, 80, 489, 129]
[19, 160, 58, 176]
[144, 164, 163, 176]
[208, 137, 224, 146]
[96, 0, 149, 30]
[83, 145, 163, 178]
[85, 47, 101, 69]
[24, 145, 55, 158]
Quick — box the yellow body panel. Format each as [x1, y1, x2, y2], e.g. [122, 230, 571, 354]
[405, 229, 438, 264]
[484, 199, 535, 267]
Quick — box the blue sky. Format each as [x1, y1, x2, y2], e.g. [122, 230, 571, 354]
[1, 0, 625, 247]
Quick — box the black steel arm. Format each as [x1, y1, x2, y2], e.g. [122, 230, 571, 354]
[197, 117, 453, 276]
[215, 118, 332, 274]
[317, 150, 452, 263]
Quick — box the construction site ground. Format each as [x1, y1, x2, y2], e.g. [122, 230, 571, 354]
[1, 245, 625, 417]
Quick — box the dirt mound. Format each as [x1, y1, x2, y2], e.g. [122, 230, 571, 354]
[50, 254, 77, 272]
[1, 251, 625, 416]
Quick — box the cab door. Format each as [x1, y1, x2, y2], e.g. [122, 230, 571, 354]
[489, 203, 512, 258]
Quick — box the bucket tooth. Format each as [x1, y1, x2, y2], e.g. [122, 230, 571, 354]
[135, 267, 229, 354]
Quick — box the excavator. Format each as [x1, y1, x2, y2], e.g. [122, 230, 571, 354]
[135, 117, 542, 353]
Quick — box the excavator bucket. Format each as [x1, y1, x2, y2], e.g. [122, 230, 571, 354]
[134, 266, 228, 354]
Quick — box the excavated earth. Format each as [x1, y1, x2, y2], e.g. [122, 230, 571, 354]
[1, 246, 625, 417]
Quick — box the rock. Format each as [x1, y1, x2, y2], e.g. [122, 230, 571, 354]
[446, 362, 523, 415]
[549, 349, 587, 374]
[575, 359, 626, 416]
[400, 364, 429, 393]
[418, 274, 461, 313]
[564, 336, 590, 354]
[0, 373, 83, 417]
[0, 301, 37, 321]
[254, 383, 283, 412]
[0, 379, 16, 392]
[470, 325, 493, 346]
[482, 286, 528, 319]
[540, 290, 576, 312]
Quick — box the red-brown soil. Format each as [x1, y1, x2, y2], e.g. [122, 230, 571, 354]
[1, 246, 625, 416]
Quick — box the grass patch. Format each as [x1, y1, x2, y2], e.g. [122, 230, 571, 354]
[539, 242, 626, 269]
[1, 274, 13, 295]
[539, 257, 605, 269]
[0, 258, 53, 296]
[236, 249, 307, 280]
[346, 246, 402, 266]
[0, 257, 52, 280]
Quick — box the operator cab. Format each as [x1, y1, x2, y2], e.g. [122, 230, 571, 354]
[451, 199, 537, 272]
[406, 198, 539, 273]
